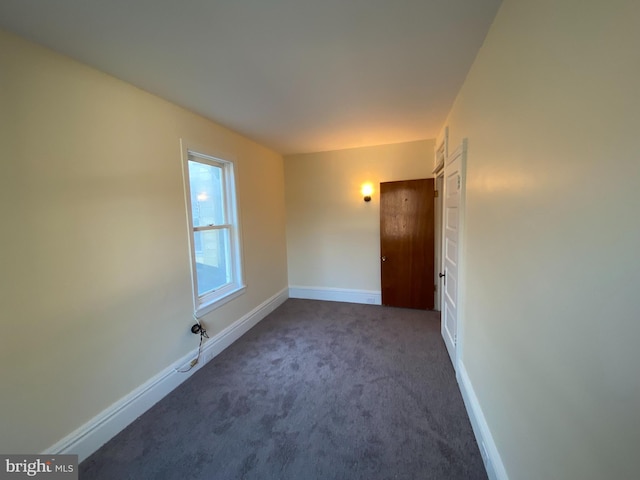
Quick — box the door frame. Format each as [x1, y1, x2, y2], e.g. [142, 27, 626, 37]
[438, 139, 467, 371]
[434, 173, 444, 311]
[432, 126, 448, 312]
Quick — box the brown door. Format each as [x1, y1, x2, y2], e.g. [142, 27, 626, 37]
[380, 178, 435, 309]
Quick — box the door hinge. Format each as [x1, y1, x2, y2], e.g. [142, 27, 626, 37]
[434, 190, 439, 198]
[434, 284, 437, 292]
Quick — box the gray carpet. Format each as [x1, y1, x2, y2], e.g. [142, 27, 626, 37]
[80, 299, 487, 479]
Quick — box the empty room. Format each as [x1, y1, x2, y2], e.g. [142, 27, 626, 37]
[0, 1, 638, 479]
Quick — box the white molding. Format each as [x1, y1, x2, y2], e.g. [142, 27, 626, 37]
[289, 286, 381, 305]
[179, 138, 245, 318]
[44, 287, 289, 462]
[457, 362, 509, 480]
[433, 125, 449, 174]
[195, 284, 246, 318]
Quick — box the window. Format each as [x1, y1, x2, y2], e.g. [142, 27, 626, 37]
[181, 142, 244, 316]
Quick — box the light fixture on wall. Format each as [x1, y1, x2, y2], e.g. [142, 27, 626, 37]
[361, 183, 374, 202]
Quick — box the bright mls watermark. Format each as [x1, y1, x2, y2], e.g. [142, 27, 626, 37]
[1, 455, 77, 479]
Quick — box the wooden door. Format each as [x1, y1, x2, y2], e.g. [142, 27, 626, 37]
[380, 178, 435, 309]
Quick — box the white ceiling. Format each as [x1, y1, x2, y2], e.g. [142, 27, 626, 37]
[0, 0, 501, 154]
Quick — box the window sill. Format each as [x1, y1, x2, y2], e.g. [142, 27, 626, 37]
[195, 284, 246, 318]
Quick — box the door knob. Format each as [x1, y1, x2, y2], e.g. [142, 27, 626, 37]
[439, 272, 445, 278]
[381, 256, 387, 262]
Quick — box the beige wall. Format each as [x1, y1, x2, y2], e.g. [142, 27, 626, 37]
[0, 30, 288, 454]
[444, 0, 640, 478]
[284, 140, 433, 292]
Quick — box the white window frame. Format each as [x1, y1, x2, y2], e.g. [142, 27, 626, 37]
[180, 140, 245, 317]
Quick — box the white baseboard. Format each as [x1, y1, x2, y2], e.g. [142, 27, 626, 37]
[289, 286, 381, 305]
[457, 362, 509, 480]
[44, 287, 289, 462]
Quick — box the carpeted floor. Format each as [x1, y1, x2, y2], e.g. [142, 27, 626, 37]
[80, 299, 487, 479]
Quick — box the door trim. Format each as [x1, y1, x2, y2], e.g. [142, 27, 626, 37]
[433, 126, 449, 175]
[434, 172, 444, 311]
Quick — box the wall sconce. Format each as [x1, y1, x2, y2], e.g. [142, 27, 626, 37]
[361, 183, 374, 202]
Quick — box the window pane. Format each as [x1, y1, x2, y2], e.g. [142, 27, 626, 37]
[188, 160, 225, 227]
[194, 229, 231, 295]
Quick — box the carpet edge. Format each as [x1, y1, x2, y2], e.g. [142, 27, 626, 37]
[43, 287, 290, 462]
